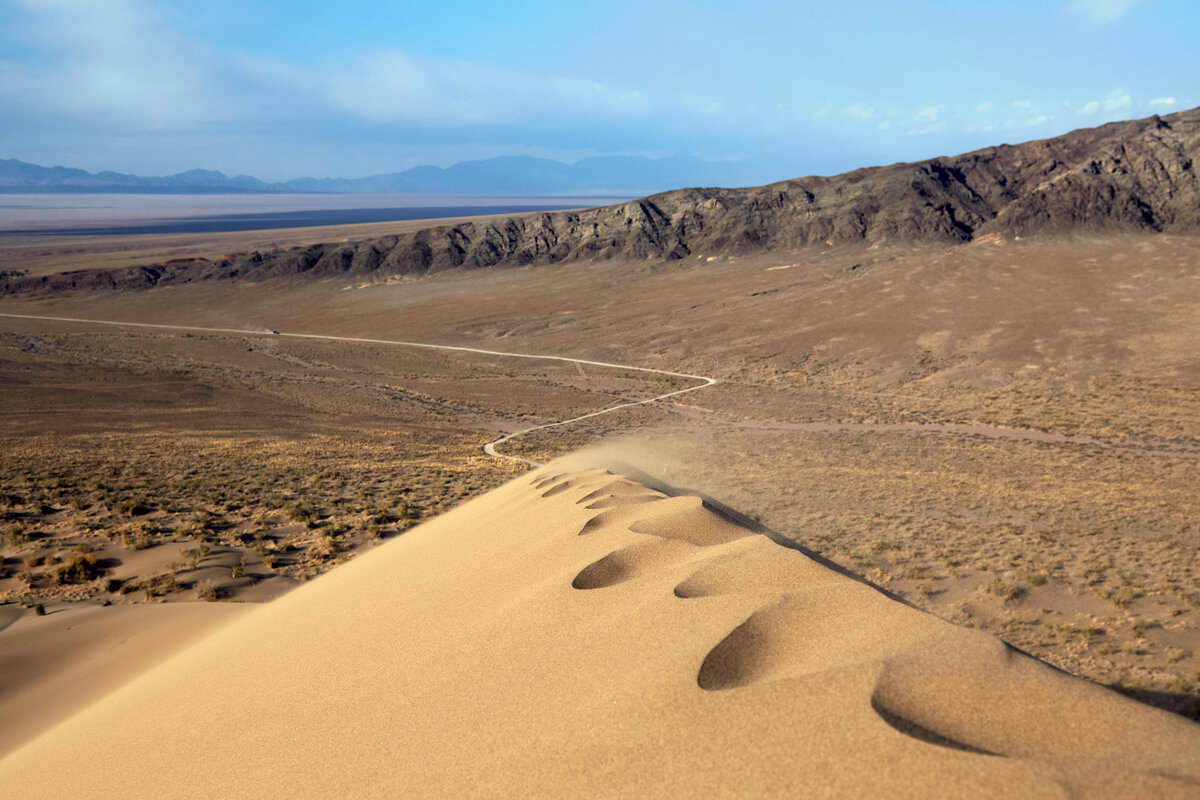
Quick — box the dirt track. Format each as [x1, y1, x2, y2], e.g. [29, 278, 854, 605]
[0, 312, 718, 466]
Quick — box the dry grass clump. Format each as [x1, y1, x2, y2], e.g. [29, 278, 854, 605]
[195, 579, 223, 601]
[119, 573, 181, 600]
[49, 552, 98, 585]
[982, 576, 1026, 602]
[120, 529, 155, 551]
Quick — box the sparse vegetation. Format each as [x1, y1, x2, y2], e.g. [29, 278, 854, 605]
[2, 243, 1199, 724]
[121, 530, 154, 551]
[50, 552, 99, 585]
[195, 579, 223, 601]
[115, 498, 151, 516]
[983, 577, 1026, 602]
[118, 573, 181, 600]
[1105, 586, 1142, 609]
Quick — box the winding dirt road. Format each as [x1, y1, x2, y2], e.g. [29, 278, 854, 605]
[0, 313, 718, 467]
[6, 312, 1188, 468]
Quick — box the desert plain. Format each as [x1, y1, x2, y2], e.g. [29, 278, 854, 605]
[1, 186, 1200, 793]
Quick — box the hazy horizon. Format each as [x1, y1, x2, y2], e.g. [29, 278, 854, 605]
[2, 0, 1198, 185]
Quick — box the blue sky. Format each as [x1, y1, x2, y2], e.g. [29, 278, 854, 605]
[1, 0, 1197, 184]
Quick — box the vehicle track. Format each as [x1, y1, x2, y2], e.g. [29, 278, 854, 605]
[0, 313, 718, 467]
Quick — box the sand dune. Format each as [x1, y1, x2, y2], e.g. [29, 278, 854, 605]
[0, 602, 250, 757]
[1, 465, 1198, 797]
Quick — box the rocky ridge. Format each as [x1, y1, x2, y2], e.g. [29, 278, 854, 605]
[5, 107, 1198, 295]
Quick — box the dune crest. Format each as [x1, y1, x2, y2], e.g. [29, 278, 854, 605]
[1, 465, 1197, 797]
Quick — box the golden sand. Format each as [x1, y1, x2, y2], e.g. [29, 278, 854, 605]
[1, 465, 1198, 797]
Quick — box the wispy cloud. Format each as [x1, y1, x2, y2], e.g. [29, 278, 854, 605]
[1148, 96, 1176, 107]
[907, 106, 946, 135]
[1066, 0, 1148, 24]
[1078, 87, 1133, 115]
[842, 103, 875, 120]
[323, 50, 651, 127]
[7, 0, 665, 136]
[7, 0, 222, 126]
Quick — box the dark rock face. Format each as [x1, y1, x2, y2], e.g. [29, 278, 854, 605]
[5, 108, 1198, 295]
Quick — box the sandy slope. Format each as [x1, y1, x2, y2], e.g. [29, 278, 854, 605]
[0, 602, 251, 756]
[1, 465, 1198, 797]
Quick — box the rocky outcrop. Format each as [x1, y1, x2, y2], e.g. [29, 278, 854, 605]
[4, 108, 1198, 295]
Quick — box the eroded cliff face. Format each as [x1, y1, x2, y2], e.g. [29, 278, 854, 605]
[6, 108, 1198, 295]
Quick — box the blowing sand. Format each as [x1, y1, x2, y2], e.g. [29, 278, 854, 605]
[1, 464, 1197, 798]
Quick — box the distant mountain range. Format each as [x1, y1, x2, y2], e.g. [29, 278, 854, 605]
[0, 155, 761, 196]
[6, 106, 1198, 297]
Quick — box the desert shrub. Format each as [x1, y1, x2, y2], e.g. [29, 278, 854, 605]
[4, 524, 29, 547]
[121, 530, 154, 550]
[225, 530, 253, 546]
[1131, 619, 1161, 638]
[181, 544, 211, 569]
[1105, 586, 1142, 608]
[284, 502, 316, 524]
[1025, 572, 1048, 586]
[983, 577, 1026, 602]
[51, 552, 99, 585]
[195, 579, 223, 601]
[119, 573, 180, 599]
[116, 498, 151, 516]
[365, 507, 392, 525]
[145, 573, 181, 598]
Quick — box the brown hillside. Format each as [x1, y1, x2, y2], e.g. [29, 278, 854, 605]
[4, 107, 1198, 295]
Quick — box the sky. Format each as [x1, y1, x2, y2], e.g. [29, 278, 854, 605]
[1, 0, 1198, 185]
